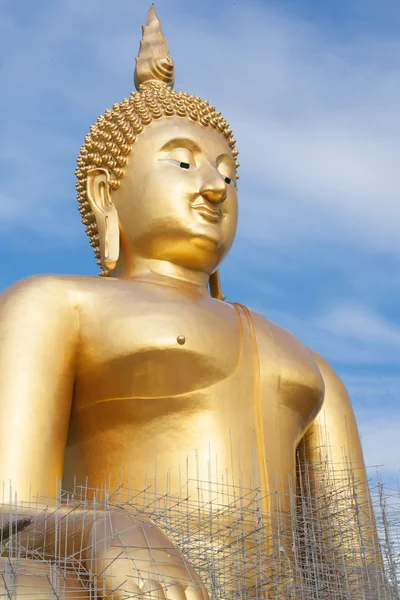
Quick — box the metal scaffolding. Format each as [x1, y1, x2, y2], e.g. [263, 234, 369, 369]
[0, 450, 399, 599]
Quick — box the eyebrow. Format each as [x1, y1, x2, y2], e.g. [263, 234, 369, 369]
[159, 137, 203, 154]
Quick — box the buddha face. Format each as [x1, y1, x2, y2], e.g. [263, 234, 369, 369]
[111, 117, 238, 275]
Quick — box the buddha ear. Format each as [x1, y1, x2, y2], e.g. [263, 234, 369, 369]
[86, 168, 120, 272]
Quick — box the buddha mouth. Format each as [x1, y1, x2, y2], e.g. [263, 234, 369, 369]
[191, 202, 223, 223]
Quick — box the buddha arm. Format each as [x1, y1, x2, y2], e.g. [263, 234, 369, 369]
[298, 352, 383, 580]
[0, 276, 78, 501]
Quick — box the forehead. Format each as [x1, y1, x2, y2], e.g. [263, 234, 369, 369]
[131, 117, 233, 157]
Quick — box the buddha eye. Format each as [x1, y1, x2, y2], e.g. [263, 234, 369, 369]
[162, 159, 195, 170]
[216, 158, 236, 186]
[160, 158, 196, 169]
[219, 172, 236, 186]
[160, 147, 197, 170]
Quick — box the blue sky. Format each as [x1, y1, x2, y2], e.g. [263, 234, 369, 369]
[1, 0, 400, 479]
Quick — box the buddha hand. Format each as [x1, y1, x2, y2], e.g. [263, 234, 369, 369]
[86, 511, 209, 600]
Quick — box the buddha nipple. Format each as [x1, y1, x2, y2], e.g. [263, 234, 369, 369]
[177, 335, 186, 345]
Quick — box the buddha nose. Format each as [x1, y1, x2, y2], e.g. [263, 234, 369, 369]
[199, 178, 227, 204]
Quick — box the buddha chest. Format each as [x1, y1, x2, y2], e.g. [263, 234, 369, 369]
[71, 278, 323, 419]
[74, 279, 241, 401]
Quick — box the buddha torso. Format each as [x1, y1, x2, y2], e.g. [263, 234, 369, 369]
[61, 274, 324, 508]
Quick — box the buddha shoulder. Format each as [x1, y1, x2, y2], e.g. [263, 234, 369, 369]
[0, 274, 111, 334]
[248, 308, 325, 403]
[0, 274, 94, 312]
[0, 275, 91, 352]
[0, 274, 126, 310]
[1, 274, 72, 308]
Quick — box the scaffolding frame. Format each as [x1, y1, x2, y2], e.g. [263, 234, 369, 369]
[0, 449, 399, 599]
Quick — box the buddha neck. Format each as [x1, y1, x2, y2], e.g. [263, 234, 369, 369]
[111, 255, 211, 293]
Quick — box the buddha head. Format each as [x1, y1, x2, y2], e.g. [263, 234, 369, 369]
[75, 7, 239, 298]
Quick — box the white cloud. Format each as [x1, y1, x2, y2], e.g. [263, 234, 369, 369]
[343, 371, 400, 468]
[358, 413, 400, 478]
[317, 303, 400, 348]
[345, 373, 400, 406]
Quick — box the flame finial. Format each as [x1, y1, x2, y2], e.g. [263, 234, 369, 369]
[134, 6, 175, 91]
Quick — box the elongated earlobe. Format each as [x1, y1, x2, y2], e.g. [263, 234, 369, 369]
[86, 168, 120, 273]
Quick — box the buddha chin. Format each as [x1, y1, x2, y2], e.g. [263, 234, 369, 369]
[187, 206, 234, 266]
[162, 229, 223, 272]
[190, 220, 222, 253]
[191, 234, 219, 253]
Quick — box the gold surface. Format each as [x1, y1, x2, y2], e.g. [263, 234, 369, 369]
[0, 6, 379, 597]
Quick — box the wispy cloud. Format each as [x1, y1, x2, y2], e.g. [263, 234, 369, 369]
[359, 413, 400, 478]
[317, 303, 400, 348]
[348, 374, 400, 477]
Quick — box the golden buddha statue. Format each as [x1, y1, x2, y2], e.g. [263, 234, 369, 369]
[0, 7, 383, 599]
